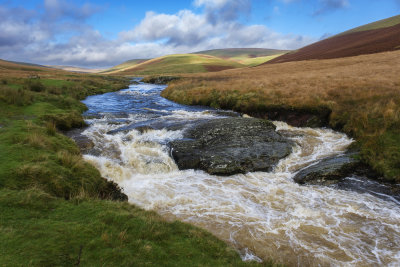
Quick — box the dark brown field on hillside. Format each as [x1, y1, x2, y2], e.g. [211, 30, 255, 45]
[268, 23, 400, 64]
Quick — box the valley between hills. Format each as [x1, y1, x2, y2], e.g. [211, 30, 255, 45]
[1, 13, 400, 267]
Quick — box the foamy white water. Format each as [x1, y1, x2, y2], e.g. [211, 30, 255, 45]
[81, 80, 400, 266]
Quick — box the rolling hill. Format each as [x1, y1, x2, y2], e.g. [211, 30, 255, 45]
[108, 54, 245, 75]
[0, 59, 61, 78]
[193, 48, 287, 67]
[100, 59, 149, 74]
[268, 15, 400, 64]
[105, 48, 286, 75]
[193, 48, 286, 57]
[47, 65, 104, 73]
[338, 14, 400, 35]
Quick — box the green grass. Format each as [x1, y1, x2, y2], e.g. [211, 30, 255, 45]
[115, 54, 245, 75]
[230, 54, 284, 67]
[193, 48, 288, 58]
[339, 14, 400, 36]
[0, 77, 130, 199]
[101, 59, 149, 74]
[0, 189, 265, 266]
[40, 78, 74, 88]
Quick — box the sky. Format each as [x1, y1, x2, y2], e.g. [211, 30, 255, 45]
[0, 0, 399, 68]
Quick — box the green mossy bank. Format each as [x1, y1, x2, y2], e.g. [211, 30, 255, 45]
[0, 76, 267, 266]
[0, 189, 263, 266]
[0, 76, 130, 199]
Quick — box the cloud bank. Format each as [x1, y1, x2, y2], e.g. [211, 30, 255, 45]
[0, 0, 315, 68]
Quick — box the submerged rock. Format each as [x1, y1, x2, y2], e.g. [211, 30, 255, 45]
[293, 152, 361, 185]
[65, 128, 95, 154]
[335, 175, 400, 203]
[169, 117, 293, 175]
[293, 152, 400, 203]
[142, 76, 180, 84]
[99, 179, 128, 202]
[204, 110, 241, 117]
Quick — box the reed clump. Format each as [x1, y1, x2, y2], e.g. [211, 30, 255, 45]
[0, 85, 34, 106]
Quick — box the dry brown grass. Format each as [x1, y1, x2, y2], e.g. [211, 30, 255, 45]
[0, 59, 65, 79]
[162, 50, 400, 181]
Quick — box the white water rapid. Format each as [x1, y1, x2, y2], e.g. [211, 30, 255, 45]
[80, 80, 400, 266]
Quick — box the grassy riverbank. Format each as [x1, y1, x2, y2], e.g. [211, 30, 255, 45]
[161, 50, 400, 182]
[0, 75, 130, 199]
[0, 65, 267, 266]
[0, 189, 262, 266]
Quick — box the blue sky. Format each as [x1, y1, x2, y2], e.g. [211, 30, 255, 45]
[0, 0, 399, 67]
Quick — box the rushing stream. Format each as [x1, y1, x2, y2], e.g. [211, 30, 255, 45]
[80, 79, 400, 266]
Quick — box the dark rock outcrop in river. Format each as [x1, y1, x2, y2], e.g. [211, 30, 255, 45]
[293, 152, 400, 203]
[169, 117, 293, 175]
[142, 76, 180, 84]
[293, 152, 362, 185]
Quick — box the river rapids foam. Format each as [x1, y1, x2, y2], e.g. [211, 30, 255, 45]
[81, 82, 400, 266]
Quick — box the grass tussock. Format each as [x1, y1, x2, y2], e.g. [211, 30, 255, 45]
[45, 121, 57, 136]
[0, 86, 34, 106]
[57, 150, 84, 170]
[162, 50, 400, 181]
[24, 79, 46, 92]
[24, 132, 52, 149]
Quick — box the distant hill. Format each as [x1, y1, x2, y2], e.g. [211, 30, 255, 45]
[106, 48, 286, 75]
[0, 59, 104, 78]
[193, 48, 287, 58]
[193, 48, 287, 67]
[48, 65, 104, 73]
[0, 59, 59, 78]
[113, 54, 245, 75]
[4, 60, 50, 68]
[338, 15, 400, 36]
[268, 15, 400, 64]
[100, 59, 149, 74]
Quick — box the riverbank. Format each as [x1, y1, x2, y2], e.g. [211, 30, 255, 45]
[0, 73, 264, 265]
[0, 75, 131, 198]
[160, 50, 400, 182]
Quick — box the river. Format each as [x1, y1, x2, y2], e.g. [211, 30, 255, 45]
[80, 79, 400, 266]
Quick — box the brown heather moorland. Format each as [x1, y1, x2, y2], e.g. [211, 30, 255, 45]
[268, 17, 400, 64]
[162, 50, 400, 181]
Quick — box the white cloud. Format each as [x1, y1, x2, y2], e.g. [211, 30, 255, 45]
[120, 10, 212, 46]
[194, 0, 231, 8]
[120, 8, 313, 53]
[0, 0, 315, 68]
